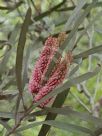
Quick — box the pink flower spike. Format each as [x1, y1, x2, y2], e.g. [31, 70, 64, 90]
[34, 52, 73, 107]
[28, 37, 59, 93]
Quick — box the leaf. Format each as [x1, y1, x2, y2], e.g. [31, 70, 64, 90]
[16, 120, 94, 136]
[74, 44, 102, 60]
[68, 58, 82, 77]
[61, 0, 98, 51]
[0, 24, 19, 74]
[16, 7, 31, 95]
[45, 107, 102, 126]
[76, 10, 102, 44]
[43, 121, 94, 136]
[0, 111, 22, 119]
[68, 65, 80, 77]
[22, 46, 30, 88]
[64, 0, 86, 30]
[15, 7, 31, 120]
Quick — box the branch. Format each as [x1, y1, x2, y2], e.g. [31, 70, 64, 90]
[0, 1, 23, 11]
[0, 93, 17, 100]
[56, 2, 102, 12]
[33, 0, 67, 21]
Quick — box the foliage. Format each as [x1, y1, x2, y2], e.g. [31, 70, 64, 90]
[0, 0, 102, 136]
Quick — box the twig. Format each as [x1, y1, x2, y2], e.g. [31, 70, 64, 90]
[33, 0, 67, 21]
[70, 91, 91, 113]
[77, 83, 91, 100]
[6, 102, 33, 136]
[30, 0, 40, 14]
[55, 2, 102, 12]
[39, 27, 84, 43]
[0, 1, 23, 11]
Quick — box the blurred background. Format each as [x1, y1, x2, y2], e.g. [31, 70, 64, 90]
[0, 0, 102, 136]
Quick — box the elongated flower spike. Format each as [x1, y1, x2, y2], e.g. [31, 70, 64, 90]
[29, 33, 67, 94]
[41, 32, 67, 84]
[34, 52, 73, 108]
[28, 37, 59, 93]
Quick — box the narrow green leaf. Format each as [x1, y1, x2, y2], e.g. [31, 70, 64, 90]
[68, 65, 80, 77]
[22, 46, 30, 87]
[62, 0, 98, 51]
[64, 0, 86, 30]
[76, 10, 102, 44]
[15, 7, 31, 119]
[0, 111, 22, 119]
[43, 121, 94, 136]
[45, 107, 102, 126]
[74, 44, 102, 60]
[16, 120, 94, 136]
[16, 7, 31, 93]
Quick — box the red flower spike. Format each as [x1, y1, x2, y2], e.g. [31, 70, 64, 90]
[28, 37, 59, 93]
[41, 32, 67, 83]
[34, 52, 73, 107]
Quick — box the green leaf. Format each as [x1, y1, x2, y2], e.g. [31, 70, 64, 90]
[15, 7, 31, 119]
[74, 44, 102, 60]
[22, 45, 30, 88]
[0, 111, 22, 119]
[43, 121, 94, 136]
[62, 0, 98, 51]
[45, 107, 102, 126]
[0, 24, 19, 74]
[16, 7, 31, 93]
[76, 10, 102, 44]
[16, 120, 94, 136]
[64, 0, 86, 30]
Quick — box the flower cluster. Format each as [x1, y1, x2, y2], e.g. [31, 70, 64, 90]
[28, 33, 73, 108]
[28, 37, 59, 93]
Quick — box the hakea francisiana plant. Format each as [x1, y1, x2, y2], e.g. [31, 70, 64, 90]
[28, 33, 73, 108]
